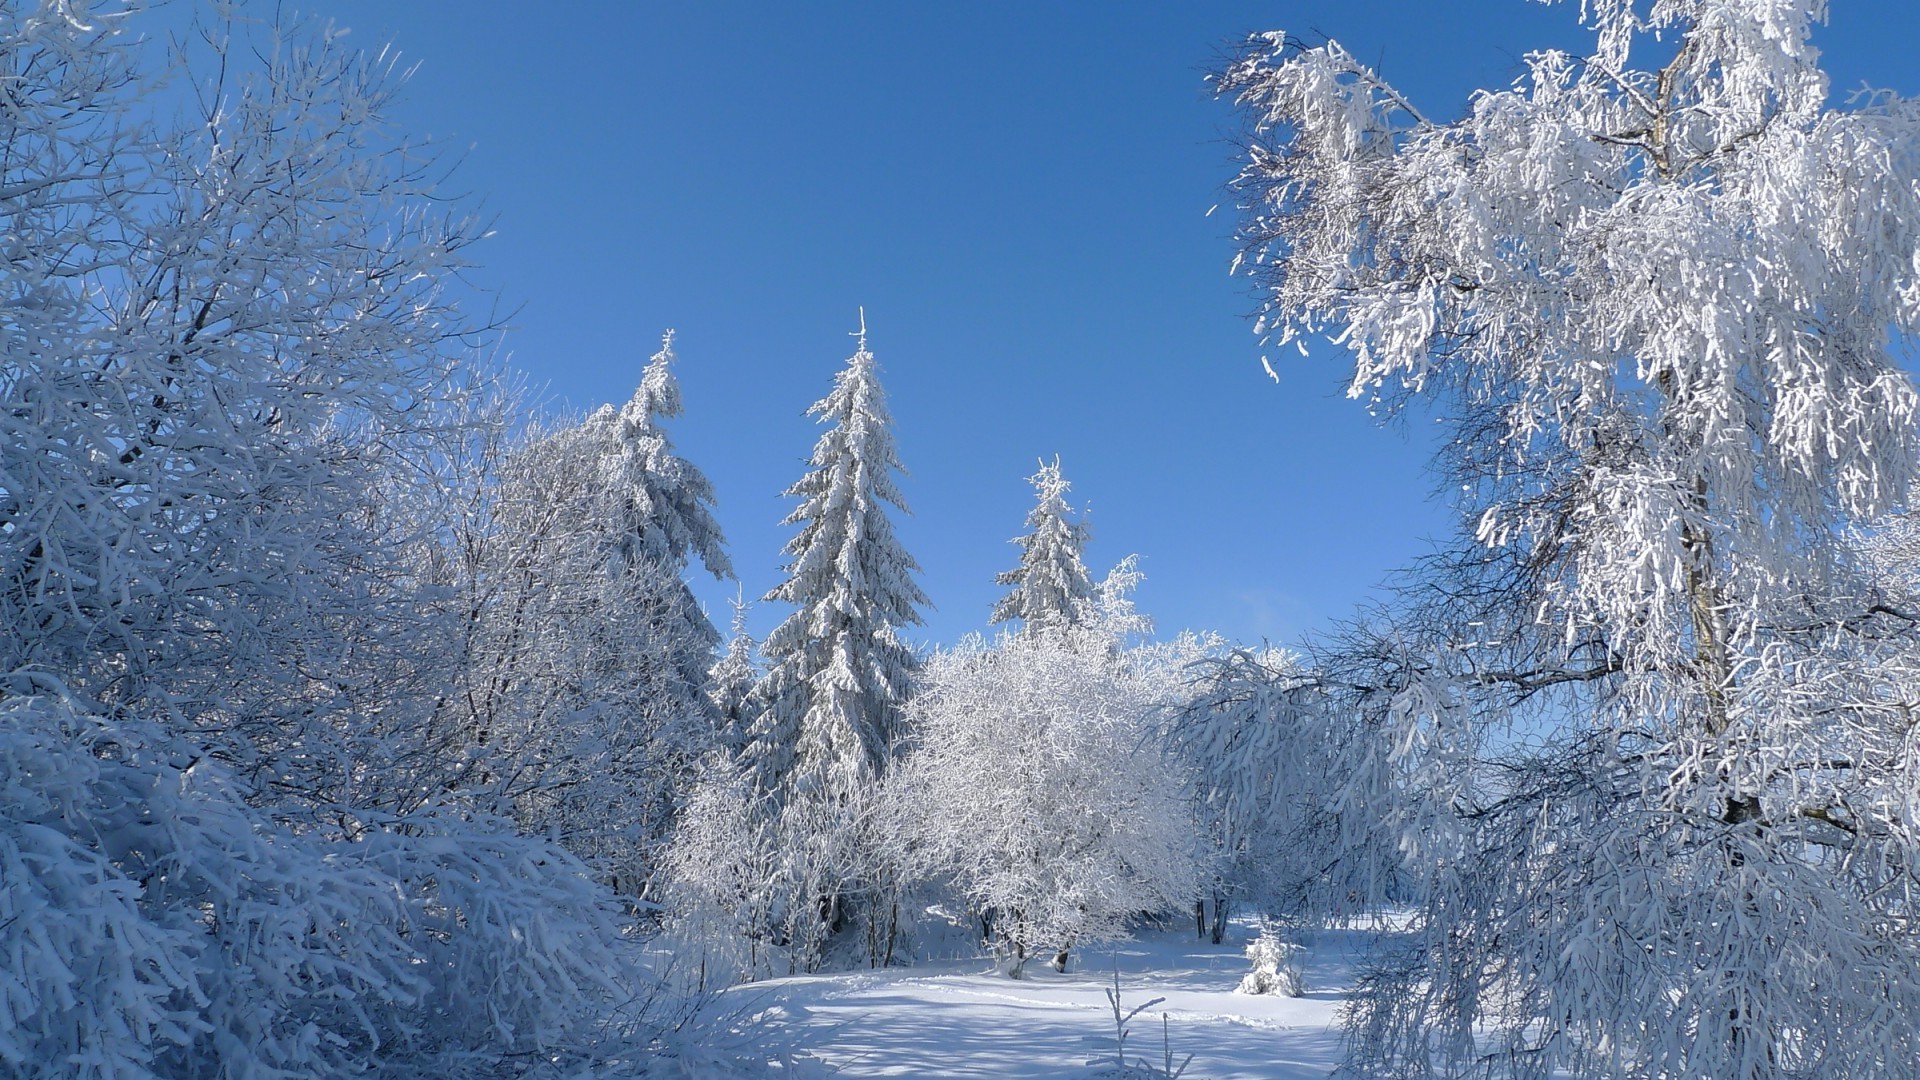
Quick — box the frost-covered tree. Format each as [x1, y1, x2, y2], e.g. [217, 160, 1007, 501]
[0, 2, 487, 793]
[426, 370, 731, 893]
[708, 593, 761, 753]
[597, 330, 734, 671]
[657, 757, 784, 988]
[740, 316, 927, 968]
[990, 457, 1095, 630]
[0, 8, 761, 1072]
[748, 318, 927, 805]
[1225, 2, 1920, 1076]
[1172, 646, 1400, 942]
[886, 570, 1204, 978]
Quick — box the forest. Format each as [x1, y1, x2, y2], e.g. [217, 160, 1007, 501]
[7, 1, 1920, 1077]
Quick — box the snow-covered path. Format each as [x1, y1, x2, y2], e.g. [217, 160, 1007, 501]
[732, 926, 1379, 1078]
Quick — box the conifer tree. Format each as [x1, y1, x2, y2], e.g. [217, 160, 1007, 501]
[708, 593, 760, 753]
[430, 331, 732, 890]
[749, 314, 928, 806]
[595, 330, 734, 690]
[990, 457, 1095, 630]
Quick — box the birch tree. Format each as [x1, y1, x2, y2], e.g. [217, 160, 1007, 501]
[888, 569, 1204, 977]
[1224, 1, 1920, 1075]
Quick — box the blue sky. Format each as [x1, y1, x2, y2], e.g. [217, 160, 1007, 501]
[301, 1, 1920, 650]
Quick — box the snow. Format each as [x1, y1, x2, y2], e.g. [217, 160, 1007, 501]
[732, 921, 1382, 1078]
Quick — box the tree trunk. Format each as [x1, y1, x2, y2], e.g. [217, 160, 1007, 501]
[1007, 938, 1028, 980]
[1209, 893, 1230, 945]
[1049, 939, 1073, 973]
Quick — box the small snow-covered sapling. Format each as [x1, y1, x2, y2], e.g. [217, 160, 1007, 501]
[1236, 927, 1305, 997]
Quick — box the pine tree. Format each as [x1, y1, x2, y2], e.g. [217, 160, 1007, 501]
[594, 329, 734, 694]
[748, 314, 927, 807]
[601, 332, 732, 577]
[708, 593, 760, 753]
[990, 457, 1095, 630]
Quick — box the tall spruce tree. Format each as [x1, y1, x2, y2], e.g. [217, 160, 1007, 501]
[430, 330, 733, 891]
[990, 457, 1095, 630]
[596, 329, 734, 687]
[749, 315, 927, 806]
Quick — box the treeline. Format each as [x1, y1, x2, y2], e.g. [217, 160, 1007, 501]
[0, 5, 1356, 1076]
[17, 1, 1920, 1078]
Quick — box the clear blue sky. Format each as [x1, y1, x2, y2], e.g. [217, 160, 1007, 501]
[298, 1, 1920, 650]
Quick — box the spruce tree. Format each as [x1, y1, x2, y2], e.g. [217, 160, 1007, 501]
[990, 457, 1095, 630]
[708, 593, 760, 753]
[442, 330, 733, 890]
[749, 315, 927, 806]
[595, 329, 734, 685]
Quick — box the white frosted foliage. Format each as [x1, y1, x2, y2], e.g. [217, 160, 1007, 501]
[708, 595, 762, 751]
[750, 321, 928, 806]
[0, 3, 488, 781]
[1236, 929, 1305, 998]
[991, 457, 1096, 630]
[1224, 1, 1920, 1077]
[597, 330, 734, 587]
[885, 578, 1204, 978]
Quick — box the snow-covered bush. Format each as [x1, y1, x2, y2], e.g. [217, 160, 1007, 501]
[1235, 928, 1304, 998]
[886, 576, 1204, 977]
[0, 693, 666, 1078]
[658, 758, 787, 986]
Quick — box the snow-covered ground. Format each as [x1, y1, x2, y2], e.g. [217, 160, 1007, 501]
[731, 922, 1386, 1078]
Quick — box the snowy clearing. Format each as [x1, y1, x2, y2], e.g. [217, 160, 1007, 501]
[735, 922, 1385, 1078]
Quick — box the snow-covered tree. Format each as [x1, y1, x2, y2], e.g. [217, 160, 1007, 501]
[597, 330, 734, 677]
[990, 457, 1095, 630]
[0, 8, 760, 1072]
[708, 594, 762, 753]
[658, 757, 784, 988]
[1224, 2, 1920, 1076]
[886, 571, 1204, 977]
[739, 316, 927, 969]
[424, 390, 729, 893]
[1172, 646, 1401, 942]
[748, 317, 927, 805]
[0, 2, 488, 794]
[405, 331, 734, 893]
